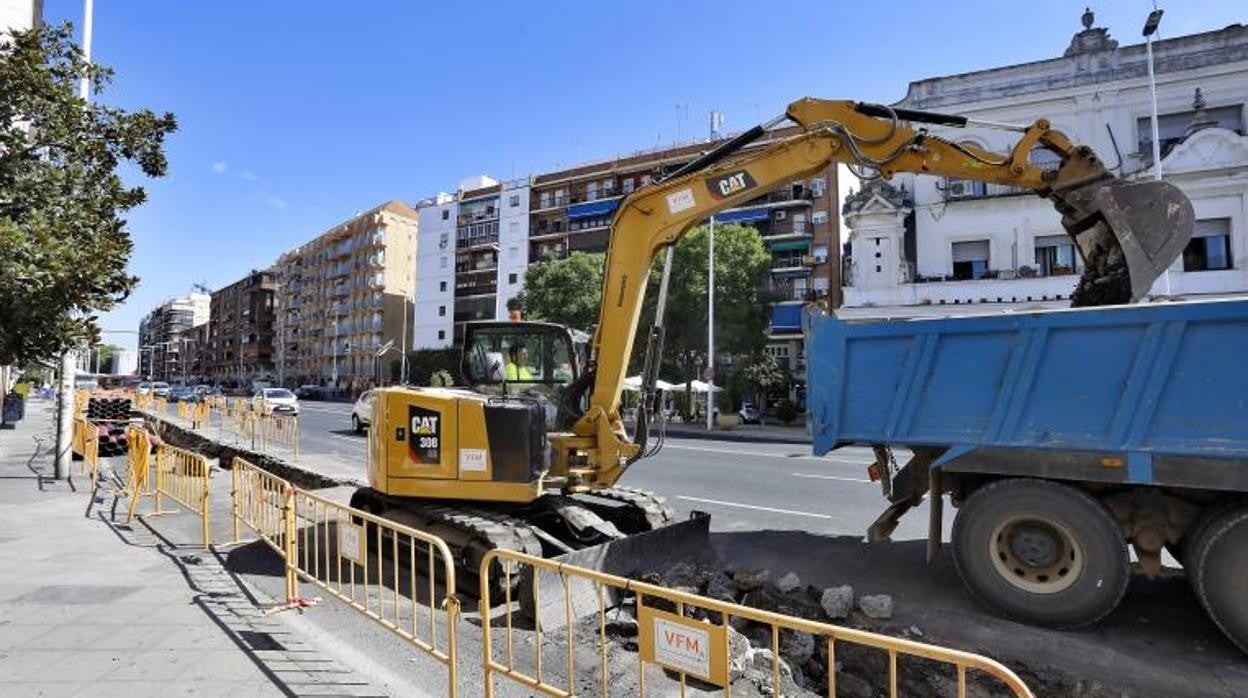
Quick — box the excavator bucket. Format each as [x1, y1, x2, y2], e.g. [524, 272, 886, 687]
[522, 512, 714, 629]
[1059, 178, 1194, 306]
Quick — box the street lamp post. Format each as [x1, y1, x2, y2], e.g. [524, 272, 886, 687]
[1144, 9, 1164, 183]
[1143, 8, 1170, 296]
[706, 215, 715, 432]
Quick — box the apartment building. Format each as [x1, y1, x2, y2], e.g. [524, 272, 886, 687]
[274, 201, 417, 390]
[842, 14, 1248, 315]
[179, 323, 209, 383]
[205, 270, 276, 386]
[137, 293, 210, 382]
[414, 177, 530, 349]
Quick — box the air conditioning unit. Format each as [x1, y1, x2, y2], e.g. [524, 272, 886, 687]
[945, 179, 982, 199]
[775, 210, 787, 221]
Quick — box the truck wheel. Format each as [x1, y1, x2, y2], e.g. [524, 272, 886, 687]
[952, 478, 1129, 628]
[1189, 505, 1248, 655]
[1181, 499, 1242, 580]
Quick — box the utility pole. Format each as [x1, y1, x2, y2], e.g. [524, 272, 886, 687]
[1143, 8, 1171, 296]
[706, 216, 715, 432]
[55, 0, 95, 480]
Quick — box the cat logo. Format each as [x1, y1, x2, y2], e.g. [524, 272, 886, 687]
[411, 415, 439, 435]
[706, 170, 757, 200]
[408, 406, 442, 464]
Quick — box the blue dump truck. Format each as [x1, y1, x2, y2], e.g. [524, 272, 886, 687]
[805, 298, 1248, 653]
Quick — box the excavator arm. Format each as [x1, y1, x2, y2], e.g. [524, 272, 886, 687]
[551, 97, 1194, 487]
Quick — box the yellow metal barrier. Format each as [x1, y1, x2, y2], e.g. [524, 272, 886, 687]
[289, 489, 459, 692]
[150, 443, 213, 548]
[72, 417, 102, 489]
[229, 457, 298, 600]
[124, 427, 154, 522]
[226, 457, 460, 694]
[259, 413, 299, 458]
[191, 401, 211, 430]
[177, 401, 191, 420]
[479, 550, 1035, 698]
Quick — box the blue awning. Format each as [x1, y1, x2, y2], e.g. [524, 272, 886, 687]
[713, 208, 770, 225]
[771, 304, 803, 332]
[567, 199, 619, 220]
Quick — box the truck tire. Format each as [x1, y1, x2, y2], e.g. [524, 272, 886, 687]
[952, 478, 1129, 628]
[1189, 505, 1248, 655]
[1181, 499, 1242, 580]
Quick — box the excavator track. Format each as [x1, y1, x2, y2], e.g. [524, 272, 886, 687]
[584, 486, 675, 532]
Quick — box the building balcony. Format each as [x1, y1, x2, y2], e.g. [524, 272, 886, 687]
[454, 283, 497, 298]
[457, 233, 499, 250]
[456, 264, 498, 275]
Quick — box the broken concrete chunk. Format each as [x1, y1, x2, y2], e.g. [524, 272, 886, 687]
[776, 572, 802, 593]
[858, 594, 893, 619]
[820, 585, 854, 620]
[731, 568, 770, 593]
[778, 628, 816, 666]
[728, 626, 753, 682]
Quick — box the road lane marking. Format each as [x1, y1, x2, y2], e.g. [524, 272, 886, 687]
[664, 443, 875, 464]
[790, 472, 874, 484]
[676, 495, 834, 520]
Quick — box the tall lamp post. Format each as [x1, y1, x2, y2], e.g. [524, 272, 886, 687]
[1143, 8, 1169, 295]
[1143, 9, 1164, 182]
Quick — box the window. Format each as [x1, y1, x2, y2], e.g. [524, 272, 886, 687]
[438, 306, 446, 317]
[765, 344, 790, 360]
[509, 273, 518, 284]
[1034, 234, 1078, 276]
[509, 194, 520, 207]
[539, 192, 550, 209]
[951, 240, 990, 280]
[602, 179, 614, 194]
[622, 178, 635, 194]
[438, 330, 445, 340]
[811, 210, 829, 225]
[810, 177, 827, 196]
[1183, 218, 1233, 272]
[812, 244, 828, 264]
[439, 281, 447, 292]
[792, 213, 807, 233]
[441, 209, 449, 221]
[440, 256, 448, 269]
[1137, 105, 1244, 155]
[586, 182, 598, 201]
[508, 246, 519, 259]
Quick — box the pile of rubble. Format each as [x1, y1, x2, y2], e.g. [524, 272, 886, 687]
[635, 562, 901, 697]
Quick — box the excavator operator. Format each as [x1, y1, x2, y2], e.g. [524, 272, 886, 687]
[505, 344, 533, 381]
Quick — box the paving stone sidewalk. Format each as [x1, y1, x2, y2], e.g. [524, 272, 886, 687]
[0, 398, 386, 697]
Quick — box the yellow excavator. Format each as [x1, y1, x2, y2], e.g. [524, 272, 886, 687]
[352, 97, 1194, 591]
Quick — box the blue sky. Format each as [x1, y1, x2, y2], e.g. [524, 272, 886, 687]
[38, 1, 1244, 351]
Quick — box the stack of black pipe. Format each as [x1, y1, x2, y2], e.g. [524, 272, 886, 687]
[85, 396, 135, 457]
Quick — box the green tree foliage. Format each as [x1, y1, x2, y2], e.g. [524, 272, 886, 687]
[0, 23, 177, 365]
[516, 251, 605, 331]
[736, 354, 791, 403]
[658, 223, 772, 383]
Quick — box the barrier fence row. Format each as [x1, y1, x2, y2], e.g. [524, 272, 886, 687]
[71, 388, 1033, 696]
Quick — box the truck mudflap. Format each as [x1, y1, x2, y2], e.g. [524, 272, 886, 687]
[521, 511, 713, 629]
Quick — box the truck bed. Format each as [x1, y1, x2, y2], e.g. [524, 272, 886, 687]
[805, 299, 1248, 489]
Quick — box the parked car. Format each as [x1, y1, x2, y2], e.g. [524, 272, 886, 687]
[137, 381, 152, 395]
[169, 386, 196, 403]
[738, 402, 762, 425]
[351, 390, 375, 434]
[151, 382, 171, 398]
[295, 384, 324, 400]
[253, 387, 299, 416]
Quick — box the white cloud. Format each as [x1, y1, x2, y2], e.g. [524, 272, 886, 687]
[211, 161, 228, 174]
[258, 191, 288, 210]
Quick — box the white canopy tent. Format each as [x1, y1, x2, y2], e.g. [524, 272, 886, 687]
[623, 375, 677, 391]
[672, 379, 720, 393]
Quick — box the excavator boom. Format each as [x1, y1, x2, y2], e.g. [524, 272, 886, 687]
[562, 97, 1195, 483]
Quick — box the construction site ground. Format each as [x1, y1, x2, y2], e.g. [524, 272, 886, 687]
[54, 400, 1248, 696]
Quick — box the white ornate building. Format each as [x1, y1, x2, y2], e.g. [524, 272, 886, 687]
[842, 13, 1248, 315]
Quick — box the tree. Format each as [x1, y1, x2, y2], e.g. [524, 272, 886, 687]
[659, 223, 772, 386]
[0, 23, 177, 365]
[517, 251, 605, 331]
[736, 354, 791, 406]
